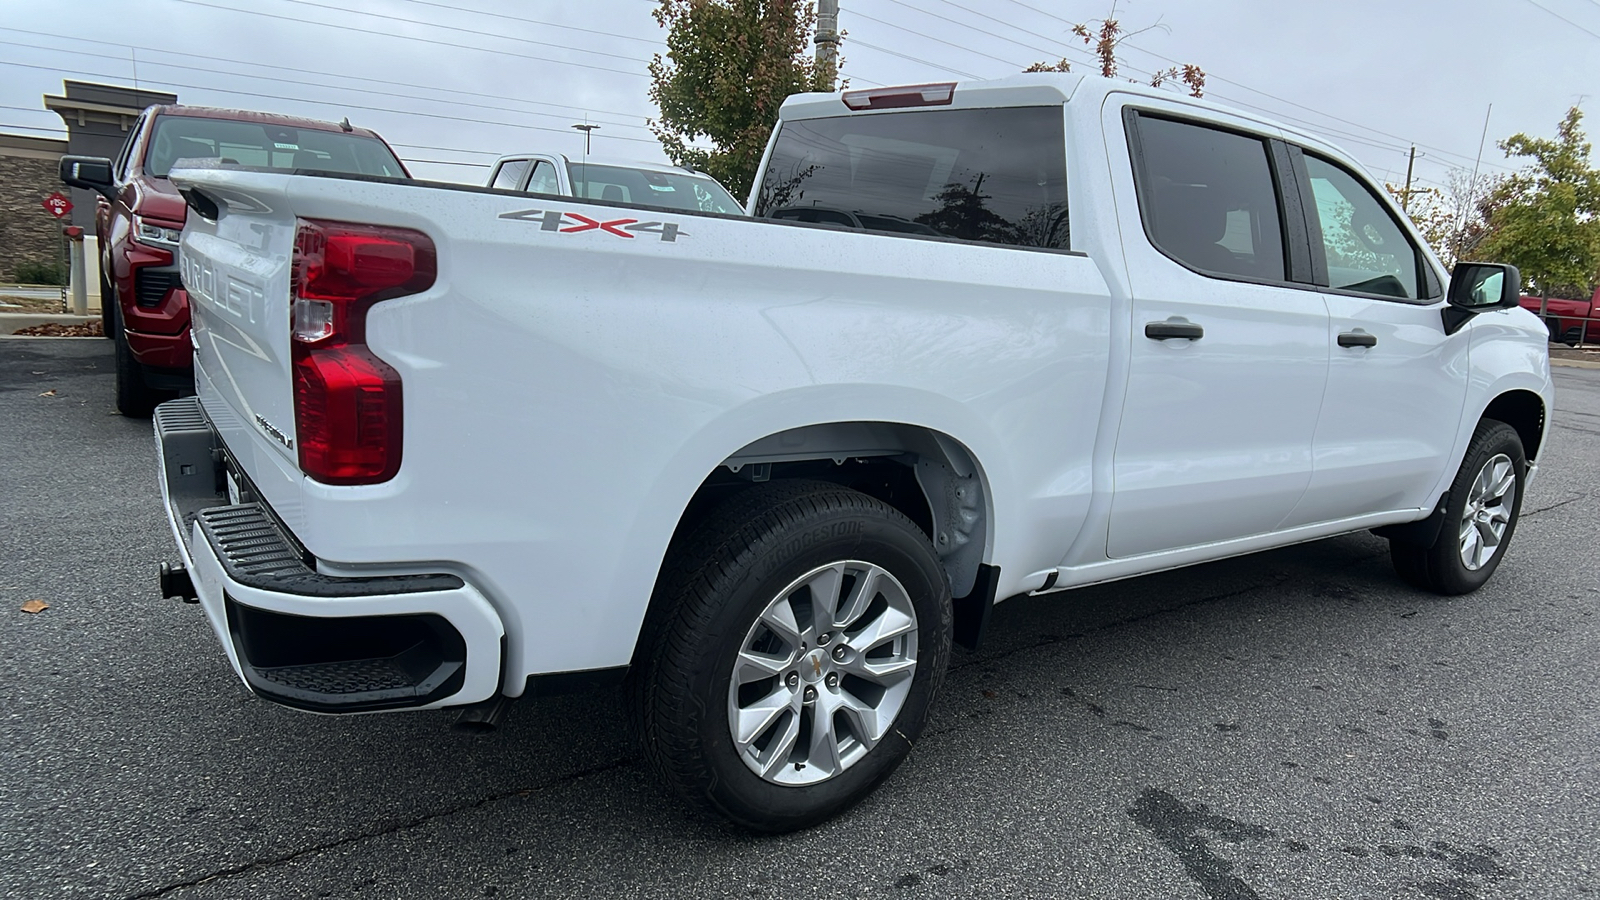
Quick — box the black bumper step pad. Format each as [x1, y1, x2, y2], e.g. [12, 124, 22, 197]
[196, 504, 464, 598]
[255, 657, 420, 696]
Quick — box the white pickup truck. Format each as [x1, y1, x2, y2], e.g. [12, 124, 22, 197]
[484, 151, 745, 215]
[156, 74, 1552, 832]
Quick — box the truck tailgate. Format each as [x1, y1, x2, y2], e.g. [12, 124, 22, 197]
[172, 167, 302, 497]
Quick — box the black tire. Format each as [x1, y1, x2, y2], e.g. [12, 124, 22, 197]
[1388, 420, 1525, 595]
[99, 270, 116, 339]
[635, 480, 952, 833]
[112, 306, 160, 418]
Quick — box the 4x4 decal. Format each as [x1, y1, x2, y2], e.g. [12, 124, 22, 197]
[499, 208, 686, 242]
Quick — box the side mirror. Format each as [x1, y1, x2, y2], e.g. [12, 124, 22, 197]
[1443, 262, 1522, 335]
[59, 155, 117, 202]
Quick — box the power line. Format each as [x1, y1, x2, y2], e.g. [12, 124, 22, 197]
[0, 38, 658, 139]
[0, 27, 655, 127]
[0, 59, 663, 145]
[881, 0, 1418, 165]
[0, 122, 67, 135]
[848, 40, 982, 79]
[390, 142, 498, 156]
[399, 157, 490, 168]
[903, 0, 1093, 66]
[845, 9, 1030, 71]
[389, 0, 664, 46]
[165, 0, 649, 78]
[259, 0, 650, 65]
[979, 0, 1511, 173]
[1520, 0, 1600, 41]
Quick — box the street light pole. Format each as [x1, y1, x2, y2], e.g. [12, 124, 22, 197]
[571, 123, 599, 156]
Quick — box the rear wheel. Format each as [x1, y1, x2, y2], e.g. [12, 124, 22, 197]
[636, 480, 952, 833]
[112, 305, 161, 417]
[1389, 421, 1525, 595]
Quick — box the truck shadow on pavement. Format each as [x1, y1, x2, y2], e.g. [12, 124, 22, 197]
[120, 529, 1528, 899]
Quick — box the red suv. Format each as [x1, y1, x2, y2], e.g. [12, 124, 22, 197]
[60, 106, 410, 415]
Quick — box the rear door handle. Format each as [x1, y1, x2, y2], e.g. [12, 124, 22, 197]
[1337, 331, 1377, 348]
[1144, 321, 1204, 341]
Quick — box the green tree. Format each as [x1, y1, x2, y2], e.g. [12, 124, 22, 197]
[1385, 183, 1455, 265]
[1477, 106, 1600, 298]
[649, 0, 838, 199]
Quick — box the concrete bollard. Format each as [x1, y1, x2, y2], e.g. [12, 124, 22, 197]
[64, 225, 87, 316]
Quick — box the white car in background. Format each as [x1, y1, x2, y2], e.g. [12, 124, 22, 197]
[486, 152, 746, 215]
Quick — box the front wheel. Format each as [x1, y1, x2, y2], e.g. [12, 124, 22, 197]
[636, 480, 952, 833]
[112, 306, 161, 417]
[1390, 420, 1525, 595]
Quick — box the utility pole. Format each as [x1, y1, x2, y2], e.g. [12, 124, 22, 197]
[1401, 145, 1417, 212]
[815, 0, 840, 91]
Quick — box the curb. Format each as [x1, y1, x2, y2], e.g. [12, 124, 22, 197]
[0, 312, 97, 335]
[1552, 357, 1600, 370]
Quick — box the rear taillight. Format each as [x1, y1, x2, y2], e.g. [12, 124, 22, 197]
[290, 218, 436, 485]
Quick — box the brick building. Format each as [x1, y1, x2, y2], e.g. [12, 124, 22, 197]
[0, 133, 69, 283]
[0, 81, 176, 284]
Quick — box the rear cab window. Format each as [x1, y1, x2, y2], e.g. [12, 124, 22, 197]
[144, 115, 408, 179]
[567, 163, 744, 214]
[752, 106, 1069, 250]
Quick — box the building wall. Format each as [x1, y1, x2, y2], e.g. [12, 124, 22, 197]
[1, 82, 180, 284]
[49, 81, 176, 229]
[0, 136, 69, 283]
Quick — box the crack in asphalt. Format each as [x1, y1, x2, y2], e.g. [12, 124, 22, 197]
[1521, 493, 1588, 519]
[121, 757, 638, 900]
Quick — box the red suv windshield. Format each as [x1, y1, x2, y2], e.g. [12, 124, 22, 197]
[145, 115, 407, 179]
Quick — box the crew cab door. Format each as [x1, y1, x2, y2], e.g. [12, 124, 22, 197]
[1104, 101, 1329, 558]
[1276, 148, 1468, 526]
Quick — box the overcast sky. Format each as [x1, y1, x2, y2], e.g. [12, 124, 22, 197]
[2, 0, 1596, 195]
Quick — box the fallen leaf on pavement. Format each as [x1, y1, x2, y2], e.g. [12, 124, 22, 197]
[38, 389, 56, 397]
[21, 599, 49, 614]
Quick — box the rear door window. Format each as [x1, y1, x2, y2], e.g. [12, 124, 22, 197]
[1129, 115, 1286, 282]
[752, 106, 1069, 250]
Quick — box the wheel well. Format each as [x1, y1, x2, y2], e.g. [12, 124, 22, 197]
[636, 424, 992, 664]
[1481, 391, 1545, 461]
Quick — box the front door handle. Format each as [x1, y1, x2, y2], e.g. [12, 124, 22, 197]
[1337, 331, 1377, 348]
[1145, 321, 1204, 341]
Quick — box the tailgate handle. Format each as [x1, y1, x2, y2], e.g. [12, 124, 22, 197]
[1144, 320, 1204, 341]
[1337, 331, 1378, 348]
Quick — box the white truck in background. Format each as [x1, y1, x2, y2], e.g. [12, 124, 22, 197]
[485, 151, 746, 215]
[154, 74, 1551, 832]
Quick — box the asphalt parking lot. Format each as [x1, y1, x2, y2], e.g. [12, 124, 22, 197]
[2, 337, 1596, 900]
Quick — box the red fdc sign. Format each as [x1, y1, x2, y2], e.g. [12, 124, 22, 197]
[42, 192, 72, 219]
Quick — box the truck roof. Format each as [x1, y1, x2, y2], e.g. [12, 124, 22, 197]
[777, 72, 1376, 188]
[144, 105, 387, 141]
